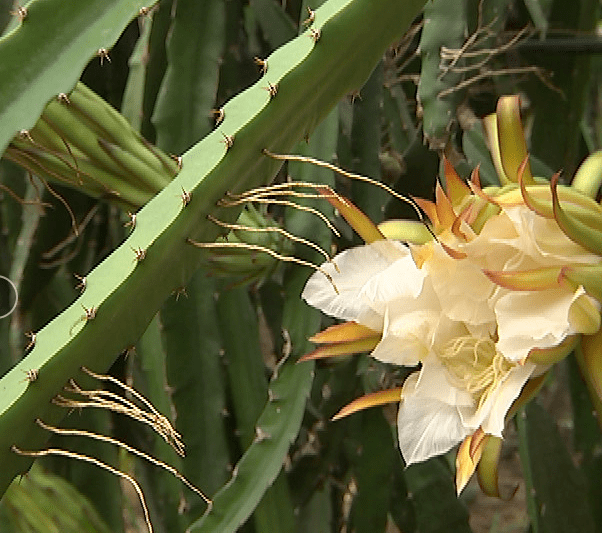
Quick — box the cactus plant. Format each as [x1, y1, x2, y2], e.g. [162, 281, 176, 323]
[1, 0, 602, 531]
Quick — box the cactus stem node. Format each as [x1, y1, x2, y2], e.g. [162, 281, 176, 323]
[263, 82, 278, 99]
[131, 246, 147, 262]
[253, 56, 268, 75]
[124, 211, 137, 231]
[24, 332, 36, 352]
[73, 273, 87, 293]
[221, 133, 235, 150]
[21, 369, 39, 384]
[303, 7, 316, 27]
[180, 187, 192, 207]
[97, 48, 111, 65]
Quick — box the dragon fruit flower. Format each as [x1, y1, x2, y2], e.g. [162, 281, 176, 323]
[301, 95, 602, 494]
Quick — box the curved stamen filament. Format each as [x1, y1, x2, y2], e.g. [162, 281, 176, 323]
[207, 214, 339, 272]
[36, 419, 210, 505]
[12, 445, 153, 533]
[262, 149, 425, 224]
[187, 238, 339, 294]
[220, 197, 340, 237]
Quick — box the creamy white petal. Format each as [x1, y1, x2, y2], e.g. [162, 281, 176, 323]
[302, 240, 423, 329]
[495, 288, 576, 362]
[480, 362, 535, 436]
[413, 354, 473, 408]
[502, 206, 599, 265]
[456, 361, 534, 434]
[370, 309, 430, 366]
[370, 282, 444, 366]
[302, 241, 400, 327]
[426, 245, 496, 326]
[397, 373, 468, 465]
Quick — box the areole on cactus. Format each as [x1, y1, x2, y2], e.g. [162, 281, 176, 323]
[301, 95, 602, 495]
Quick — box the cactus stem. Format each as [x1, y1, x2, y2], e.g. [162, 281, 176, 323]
[11, 444, 153, 533]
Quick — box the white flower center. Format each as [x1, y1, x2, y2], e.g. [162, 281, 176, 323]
[438, 336, 514, 410]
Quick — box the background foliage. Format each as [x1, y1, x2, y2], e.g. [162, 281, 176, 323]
[0, 0, 601, 532]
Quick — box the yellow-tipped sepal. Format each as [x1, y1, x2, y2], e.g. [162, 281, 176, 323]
[332, 388, 402, 421]
[456, 428, 486, 495]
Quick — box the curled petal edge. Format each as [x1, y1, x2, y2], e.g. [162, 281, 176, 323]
[526, 334, 580, 365]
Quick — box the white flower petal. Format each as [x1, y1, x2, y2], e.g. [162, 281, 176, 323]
[495, 289, 576, 362]
[302, 240, 423, 329]
[397, 374, 468, 465]
[370, 282, 444, 366]
[480, 363, 535, 436]
[413, 354, 473, 407]
[427, 245, 496, 326]
[500, 207, 598, 265]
